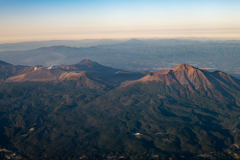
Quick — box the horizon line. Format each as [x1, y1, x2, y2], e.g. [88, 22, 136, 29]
[1, 37, 240, 45]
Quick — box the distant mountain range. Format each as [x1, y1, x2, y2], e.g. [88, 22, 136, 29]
[1, 59, 240, 159]
[1, 38, 239, 52]
[0, 38, 240, 80]
[0, 39, 125, 52]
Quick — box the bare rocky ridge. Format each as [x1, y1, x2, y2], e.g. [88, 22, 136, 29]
[121, 63, 240, 105]
[1, 59, 146, 88]
[122, 63, 240, 89]
[1, 59, 240, 102]
[2, 59, 240, 98]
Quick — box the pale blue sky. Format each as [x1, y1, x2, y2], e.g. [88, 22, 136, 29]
[0, 0, 240, 43]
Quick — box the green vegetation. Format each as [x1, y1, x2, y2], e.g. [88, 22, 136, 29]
[0, 59, 240, 159]
[0, 79, 240, 159]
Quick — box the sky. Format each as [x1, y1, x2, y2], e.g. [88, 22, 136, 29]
[0, 0, 240, 43]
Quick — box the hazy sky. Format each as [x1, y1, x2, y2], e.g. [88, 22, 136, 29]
[1, 0, 240, 43]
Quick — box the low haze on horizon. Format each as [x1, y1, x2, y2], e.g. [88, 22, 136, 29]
[1, 0, 240, 43]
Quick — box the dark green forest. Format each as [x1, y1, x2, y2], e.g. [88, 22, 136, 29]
[0, 80, 240, 159]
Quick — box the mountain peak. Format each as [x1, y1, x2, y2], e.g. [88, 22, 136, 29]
[77, 59, 95, 64]
[173, 63, 196, 71]
[125, 38, 144, 44]
[122, 63, 214, 90]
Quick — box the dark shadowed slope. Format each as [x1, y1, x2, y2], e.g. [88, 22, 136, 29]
[0, 60, 11, 65]
[0, 60, 30, 81]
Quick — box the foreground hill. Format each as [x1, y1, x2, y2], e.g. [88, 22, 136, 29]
[0, 59, 240, 159]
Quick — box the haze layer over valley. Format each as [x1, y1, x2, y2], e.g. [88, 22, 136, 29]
[1, 38, 240, 79]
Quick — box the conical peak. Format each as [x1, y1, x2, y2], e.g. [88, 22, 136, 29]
[77, 59, 94, 64]
[172, 63, 196, 71]
[125, 38, 144, 44]
[179, 63, 194, 69]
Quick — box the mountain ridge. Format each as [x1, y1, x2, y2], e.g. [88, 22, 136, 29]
[1, 59, 240, 159]
[120, 63, 240, 105]
[1, 40, 240, 80]
[1, 58, 240, 102]
[0, 60, 11, 65]
[1, 59, 147, 87]
[1, 59, 239, 91]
